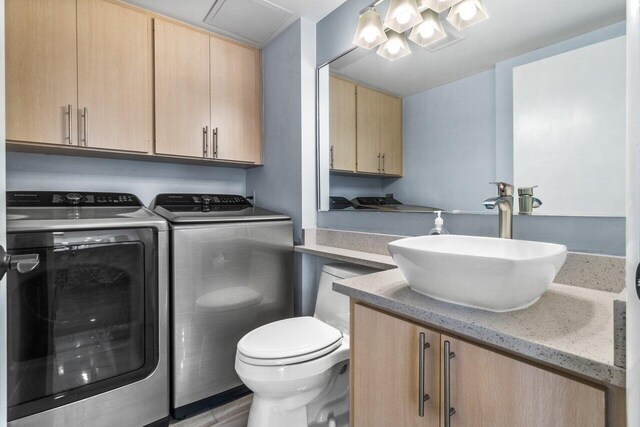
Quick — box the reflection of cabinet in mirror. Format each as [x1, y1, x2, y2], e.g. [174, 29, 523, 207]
[329, 75, 403, 177]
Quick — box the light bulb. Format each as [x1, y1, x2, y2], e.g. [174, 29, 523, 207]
[395, 6, 412, 25]
[362, 27, 378, 43]
[418, 23, 435, 39]
[459, 0, 477, 21]
[387, 41, 401, 55]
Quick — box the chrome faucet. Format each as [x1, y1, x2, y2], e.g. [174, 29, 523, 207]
[482, 182, 514, 239]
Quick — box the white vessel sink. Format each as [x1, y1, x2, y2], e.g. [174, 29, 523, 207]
[388, 235, 567, 312]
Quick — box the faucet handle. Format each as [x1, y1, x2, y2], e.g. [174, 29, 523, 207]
[489, 182, 514, 197]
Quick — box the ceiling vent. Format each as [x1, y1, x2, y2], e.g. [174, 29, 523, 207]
[204, 0, 293, 46]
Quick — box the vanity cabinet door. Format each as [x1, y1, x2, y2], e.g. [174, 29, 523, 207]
[352, 303, 440, 427]
[329, 75, 357, 172]
[6, 0, 78, 146]
[210, 36, 263, 164]
[77, 0, 153, 153]
[441, 335, 605, 427]
[154, 19, 211, 159]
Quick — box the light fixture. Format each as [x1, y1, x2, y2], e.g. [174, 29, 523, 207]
[418, 0, 464, 13]
[377, 30, 411, 61]
[408, 9, 446, 47]
[446, 0, 489, 30]
[353, 7, 388, 49]
[383, 0, 423, 33]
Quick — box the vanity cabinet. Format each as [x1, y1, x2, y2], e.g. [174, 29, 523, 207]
[328, 76, 402, 176]
[351, 303, 606, 427]
[6, 0, 152, 153]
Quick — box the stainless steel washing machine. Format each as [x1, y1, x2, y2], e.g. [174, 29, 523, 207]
[6, 191, 169, 427]
[150, 193, 293, 419]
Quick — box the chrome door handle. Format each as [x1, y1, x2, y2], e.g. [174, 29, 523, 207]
[330, 145, 335, 169]
[81, 107, 88, 146]
[0, 246, 39, 280]
[418, 332, 431, 417]
[213, 127, 219, 159]
[203, 126, 209, 158]
[65, 105, 73, 144]
[444, 341, 456, 427]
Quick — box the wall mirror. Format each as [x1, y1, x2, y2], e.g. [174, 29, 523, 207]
[317, 0, 626, 217]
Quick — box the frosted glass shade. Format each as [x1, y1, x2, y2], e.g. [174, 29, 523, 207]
[353, 8, 388, 49]
[377, 30, 411, 61]
[446, 0, 489, 30]
[418, 0, 464, 13]
[409, 9, 446, 47]
[383, 0, 423, 33]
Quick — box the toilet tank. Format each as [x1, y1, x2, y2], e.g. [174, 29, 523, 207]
[314, 264, 378, 335]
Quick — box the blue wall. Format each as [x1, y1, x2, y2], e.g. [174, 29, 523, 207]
[6, 151, 245, 205]
[246, 21, 304, 243]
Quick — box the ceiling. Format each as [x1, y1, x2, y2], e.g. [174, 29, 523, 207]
[330, 0, 626, 96]
[123, 0, 348, 47]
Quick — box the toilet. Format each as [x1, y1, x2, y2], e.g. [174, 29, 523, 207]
[235, 263, 376, 427]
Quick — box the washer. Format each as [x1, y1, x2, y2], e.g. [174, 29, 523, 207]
[6, 191, 169, 427]
[150, 193, 293, 419]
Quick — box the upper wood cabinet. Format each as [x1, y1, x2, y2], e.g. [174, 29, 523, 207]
[351, 303, 606, 427]
[329, 77, 403, 176]
[6, 0, 78, 146]
[329, 75, 357, 172]
[77, 0, 152, 153]
[154, 19, 211, 159]
[210, 37, 263, 164]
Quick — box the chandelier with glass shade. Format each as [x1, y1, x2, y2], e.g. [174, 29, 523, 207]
[353, 0, 489, 61]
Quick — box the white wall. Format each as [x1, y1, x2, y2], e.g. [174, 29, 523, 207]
[513, 36, 626, 217]
[6, 152, 246, 206]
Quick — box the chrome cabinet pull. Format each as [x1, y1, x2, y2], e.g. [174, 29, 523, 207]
[203, 126, 209, 158]
[418, 332, 431, 417]
[330, 145, 335, 169]
[382, 153, 386, 174]
[213, 127, 219, 159]
[65, 105, 73, 144]
[81, 107, 88, 146]
[377, 153, 381, 173]
[444, 341, 456, 427]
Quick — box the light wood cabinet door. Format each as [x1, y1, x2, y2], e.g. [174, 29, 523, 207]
[77, 0, 152, 153]
[352, 303, 440, 427]
[330, 76, 356, 172]
[356, 85, 384, 174]
[442, 335, 605, 427]
[381, 93, 403, 176]
[154, 19, 210, 158]
[210, 37, 263, 164]
[6, 0, 78, 145]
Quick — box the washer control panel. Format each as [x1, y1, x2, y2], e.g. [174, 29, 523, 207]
[7, 192, 143, 207]
[154, 194, 252, 208]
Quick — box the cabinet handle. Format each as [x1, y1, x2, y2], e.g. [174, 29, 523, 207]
[378, 153, 381, 173]
[418, 332, 431, 417]
[330, 145, 334, 169]
[65, 105, 73, 145]
[444, 341, 456, 427]
[80, 107, 88, 146]
[213, 127, 219, 159]
[203, 126, 209, 158]
[382, 153, 386, 174]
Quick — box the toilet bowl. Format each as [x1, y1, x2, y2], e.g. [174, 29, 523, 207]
[235, 263, 376, 427]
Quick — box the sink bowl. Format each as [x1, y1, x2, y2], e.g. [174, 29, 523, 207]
[388, 235, 567, 312]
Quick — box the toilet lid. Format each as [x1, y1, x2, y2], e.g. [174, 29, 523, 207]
[237, 317, 342, 362]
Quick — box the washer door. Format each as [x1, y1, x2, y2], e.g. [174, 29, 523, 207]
[6, 228, 158, 421]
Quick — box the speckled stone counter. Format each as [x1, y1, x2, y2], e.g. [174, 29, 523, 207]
[334, 268, 625, 387]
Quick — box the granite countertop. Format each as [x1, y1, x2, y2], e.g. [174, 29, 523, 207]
[294, 243, 396, 270]
[334, 268, 625, 387]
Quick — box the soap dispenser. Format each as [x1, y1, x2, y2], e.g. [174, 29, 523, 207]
[429, 211, 449, 235]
